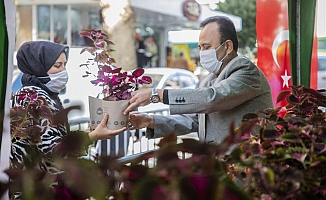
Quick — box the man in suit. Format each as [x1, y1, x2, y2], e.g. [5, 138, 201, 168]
[172, 51, 190, 71]
[124, 16, 273, 144]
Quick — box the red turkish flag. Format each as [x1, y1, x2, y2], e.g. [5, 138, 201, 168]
[256, 0, 318, 108]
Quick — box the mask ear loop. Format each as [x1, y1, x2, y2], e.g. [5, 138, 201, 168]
[215, 41, 226, 51]
[220, 40, 230, 62]
[220, 53, 228, 62]
[214, 40, 228, 61]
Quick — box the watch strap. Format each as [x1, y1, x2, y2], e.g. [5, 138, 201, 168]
[152, 88, 158, 95]
[150, 88, 160, 103]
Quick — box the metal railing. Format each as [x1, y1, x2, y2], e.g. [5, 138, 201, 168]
[68, 107, 172, 158]
[70, 106, 199, 166]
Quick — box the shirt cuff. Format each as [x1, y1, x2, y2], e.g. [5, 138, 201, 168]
[145, 128, 155, 138]
[163, 89, 169, 104]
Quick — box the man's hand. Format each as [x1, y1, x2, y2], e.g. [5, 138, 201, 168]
[124, 88, 152, 115]
[128, 112, 154, 130]
[88, 114, 127, 141]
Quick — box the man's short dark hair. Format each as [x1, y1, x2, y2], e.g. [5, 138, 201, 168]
[200, 16, 239, 52]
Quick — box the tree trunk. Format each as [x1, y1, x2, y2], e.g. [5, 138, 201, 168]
[100, 0, 137, 71]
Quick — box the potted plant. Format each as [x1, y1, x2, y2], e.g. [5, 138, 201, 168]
[78, 29, 152, 130]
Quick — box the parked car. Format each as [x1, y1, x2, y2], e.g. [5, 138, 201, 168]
[137, 67, 199, 114]
[140, 67, 199, 89]
[318, 52, 326, 90]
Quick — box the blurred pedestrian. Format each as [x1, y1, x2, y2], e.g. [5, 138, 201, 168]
[172, 51, 190, 70]
[252, 48, 258, 66]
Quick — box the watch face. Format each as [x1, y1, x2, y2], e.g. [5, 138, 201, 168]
[151, 95, 160, 103]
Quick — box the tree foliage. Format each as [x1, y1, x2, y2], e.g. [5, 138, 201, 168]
[217, 0, 256, 51]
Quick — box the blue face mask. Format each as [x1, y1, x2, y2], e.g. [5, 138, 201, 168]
[199, 42, 227, 73]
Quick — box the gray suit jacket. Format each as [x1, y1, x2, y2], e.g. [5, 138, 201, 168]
[146, 56, 273, 144]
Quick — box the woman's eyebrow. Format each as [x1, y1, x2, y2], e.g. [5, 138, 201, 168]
[54, 61, 67, 64]
[53, 61, 67, 66]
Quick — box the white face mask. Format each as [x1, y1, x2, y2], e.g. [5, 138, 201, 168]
[44, 70, 69, 93]
[200, 42, 227, 73]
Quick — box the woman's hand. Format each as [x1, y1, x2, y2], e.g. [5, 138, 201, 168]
[88, 114, 127, 141]
[128, 112, 154, 130]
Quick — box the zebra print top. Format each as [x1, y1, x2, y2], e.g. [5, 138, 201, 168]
[10, 86, 67, 174]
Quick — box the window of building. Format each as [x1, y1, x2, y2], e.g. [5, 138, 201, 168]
[33, 4, 102, 47]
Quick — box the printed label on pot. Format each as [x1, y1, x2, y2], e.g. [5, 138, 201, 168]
[89, 96, 129, 130]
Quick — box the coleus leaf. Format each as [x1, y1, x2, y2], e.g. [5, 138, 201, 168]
[101, 65, 113, 73]
[104, 39, 114, 46]
[78, 31, 93, 40]
[95, 41, 107, 49]
[277, 90, 291, 103]
[110, 68, 122, 74]
[132, 68, 144, 78]
[286, 95, 300, 105]
[107, 57, 116, 64]
[90, 79, 101, 85]
[80, 47, 96, 55]
[52, 105, 81, 125]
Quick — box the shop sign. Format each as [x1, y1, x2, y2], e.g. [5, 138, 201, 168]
[183, 0, 201, 21]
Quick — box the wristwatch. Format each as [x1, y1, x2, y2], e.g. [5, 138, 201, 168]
[150, 88, 160, 103]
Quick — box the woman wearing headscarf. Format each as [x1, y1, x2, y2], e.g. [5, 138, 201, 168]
[10, 41, 126, 173]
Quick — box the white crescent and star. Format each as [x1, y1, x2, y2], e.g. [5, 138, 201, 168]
[281, 69, 291, 87]
[272, 30, 291, 88]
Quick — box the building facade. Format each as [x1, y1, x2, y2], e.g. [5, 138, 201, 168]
[16, 0, 242, 67]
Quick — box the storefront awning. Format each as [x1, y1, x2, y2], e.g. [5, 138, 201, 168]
[130, 0, 242, 31]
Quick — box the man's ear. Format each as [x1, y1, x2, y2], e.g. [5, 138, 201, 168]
[225, 40, 233, 54]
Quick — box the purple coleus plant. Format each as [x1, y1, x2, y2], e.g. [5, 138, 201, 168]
[78, 29, 152, 101]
